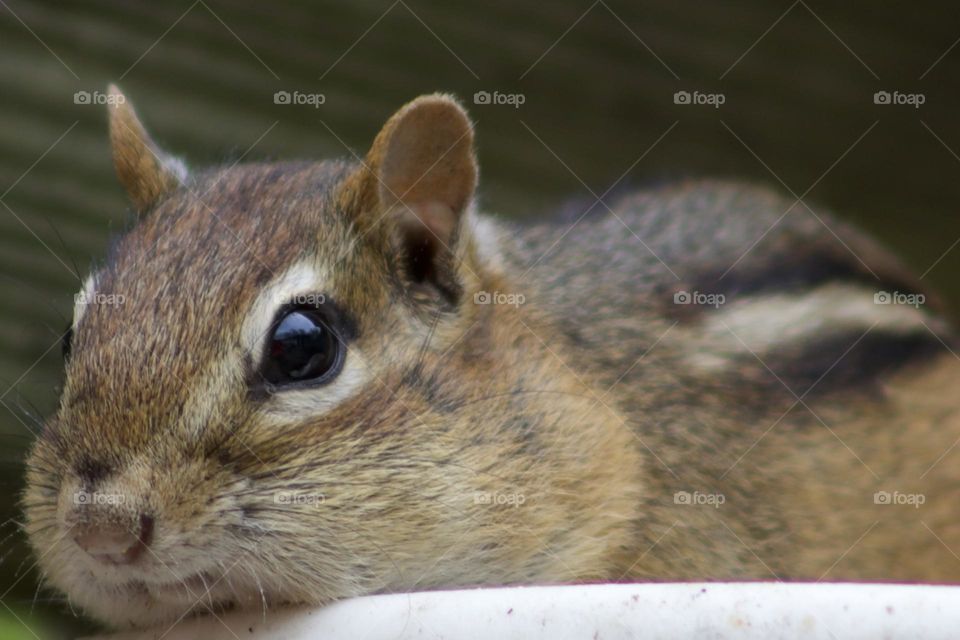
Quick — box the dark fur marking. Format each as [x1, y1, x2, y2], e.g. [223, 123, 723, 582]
[75, 458, 112, 484]
[747, 330, 947, 399]
[662, 245, 933, 323]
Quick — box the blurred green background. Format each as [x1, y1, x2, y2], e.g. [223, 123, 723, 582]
[1, 0, 959, 636]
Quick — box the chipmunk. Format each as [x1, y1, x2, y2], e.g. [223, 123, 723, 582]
[22, 86, 960, 630]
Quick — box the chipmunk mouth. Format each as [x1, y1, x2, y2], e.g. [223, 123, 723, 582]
[132, 568, 265, 613]
[140, 571, 215, 599]
[108, 574, 238, 625]
[55, 570, 240, 629]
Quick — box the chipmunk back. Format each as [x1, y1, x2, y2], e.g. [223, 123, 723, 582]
[22, 89, 960, 629]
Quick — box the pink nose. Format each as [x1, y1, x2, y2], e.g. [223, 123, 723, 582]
[72, 515, 154, 565]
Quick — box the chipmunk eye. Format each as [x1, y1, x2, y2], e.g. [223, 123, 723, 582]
[261, 308, 343, 387]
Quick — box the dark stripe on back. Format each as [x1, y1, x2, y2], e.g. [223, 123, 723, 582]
[661, 238, 938, 322]
[735, 330, 947, 400]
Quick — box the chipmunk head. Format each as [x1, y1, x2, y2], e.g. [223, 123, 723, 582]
[23, 88, 639, 628]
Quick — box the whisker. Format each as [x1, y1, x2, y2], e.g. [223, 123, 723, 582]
[44, 217, 84, 284]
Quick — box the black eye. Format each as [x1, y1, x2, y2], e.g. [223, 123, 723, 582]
[261, 308, 343, 387]
[62, 325, 73, 361]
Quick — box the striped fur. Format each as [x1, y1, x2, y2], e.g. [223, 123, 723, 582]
[22, 96, 960, 630]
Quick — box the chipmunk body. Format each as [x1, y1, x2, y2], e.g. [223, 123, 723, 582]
[23, 89, 960, 629]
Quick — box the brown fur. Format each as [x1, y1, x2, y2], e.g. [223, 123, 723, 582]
[22, 90, 960, 629]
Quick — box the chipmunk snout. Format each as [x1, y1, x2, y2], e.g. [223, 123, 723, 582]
[62, 456, 162, 565]
[72, 513, 154, 566]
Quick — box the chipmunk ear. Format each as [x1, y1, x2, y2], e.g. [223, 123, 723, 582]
[347, 93, 478, 303]
[106, 84, 188, 213]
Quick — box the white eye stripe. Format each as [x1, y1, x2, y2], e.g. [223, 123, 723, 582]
[241, 260, 330, 366]
[255, 358, 370, 425]
[238, 259, 370, 420]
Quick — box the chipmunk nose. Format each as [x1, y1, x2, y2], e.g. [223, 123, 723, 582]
[72, 514, 154, 565]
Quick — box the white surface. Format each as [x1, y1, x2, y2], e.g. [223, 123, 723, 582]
[94, 582, 960, 640]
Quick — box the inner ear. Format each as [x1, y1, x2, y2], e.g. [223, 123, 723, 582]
[352, 93, 478, 306]
[403, 221, 440, 284]
[402, 213, 441, 285]
[396, 202, 461, 302]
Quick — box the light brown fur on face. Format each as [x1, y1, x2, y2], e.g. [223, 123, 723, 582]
[22, 89, 960, 629]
